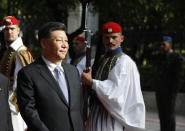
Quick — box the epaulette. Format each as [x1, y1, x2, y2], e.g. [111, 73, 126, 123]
[17, 48, 34, 66]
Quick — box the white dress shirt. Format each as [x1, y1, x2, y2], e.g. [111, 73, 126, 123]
[42, 56, 69, 102]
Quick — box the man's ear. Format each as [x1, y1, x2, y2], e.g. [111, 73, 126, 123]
[40, 39, 46, 49]
[121, 35, 124, 43]
[17, 27, 20, 32]
[17, 27, 20, 35]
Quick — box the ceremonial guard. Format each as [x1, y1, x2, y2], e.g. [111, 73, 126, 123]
[69, 36, 94, 75]
[81, 22, 145, 131]
[0, 16, 34, 131]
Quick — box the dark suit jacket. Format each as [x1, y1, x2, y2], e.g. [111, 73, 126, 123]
[17, 57, 83, 131]
[0, 74, 13, 131]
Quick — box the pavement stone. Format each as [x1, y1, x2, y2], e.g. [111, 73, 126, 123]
[146, 111, 185, 131]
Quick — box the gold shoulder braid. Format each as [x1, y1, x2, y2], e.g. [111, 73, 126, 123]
[9, 88, 19, 113]
[17, 48, 35, 66]
[9, 46, 34, 114]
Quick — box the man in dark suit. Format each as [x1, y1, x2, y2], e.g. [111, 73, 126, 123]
[17, 22, 83, 131]
[0, 73, 13, 131]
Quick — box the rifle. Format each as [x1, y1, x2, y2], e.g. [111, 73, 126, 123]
[82, 0, 92, 125]
[84, 4, 91, 71]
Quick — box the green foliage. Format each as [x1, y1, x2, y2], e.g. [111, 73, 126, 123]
[91, 0, 185, 32]
[0, 0, 8, 18]
[17, 0, 79, 25]
[1, 0, 184, 33]
[139, 65, 156, 91]
[0, 0, 80, 27]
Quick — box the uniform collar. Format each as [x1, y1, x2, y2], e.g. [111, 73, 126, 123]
[106, 47, 122, 57]
[9, 37, 24, 51]
[75, 50, 86, 58]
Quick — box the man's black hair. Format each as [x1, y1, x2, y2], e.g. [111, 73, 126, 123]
[38, 22, 66, 42]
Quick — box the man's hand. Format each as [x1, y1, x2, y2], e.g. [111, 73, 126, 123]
[81, 68, 93, 86]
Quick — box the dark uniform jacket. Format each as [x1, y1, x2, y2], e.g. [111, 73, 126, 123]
[153, 51, 184, 94]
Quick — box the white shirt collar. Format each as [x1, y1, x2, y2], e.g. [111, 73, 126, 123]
[9, 37, 24, 51]
[42, 56, 64, 72]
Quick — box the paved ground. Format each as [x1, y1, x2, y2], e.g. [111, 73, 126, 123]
[146, 111, 185, 131]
